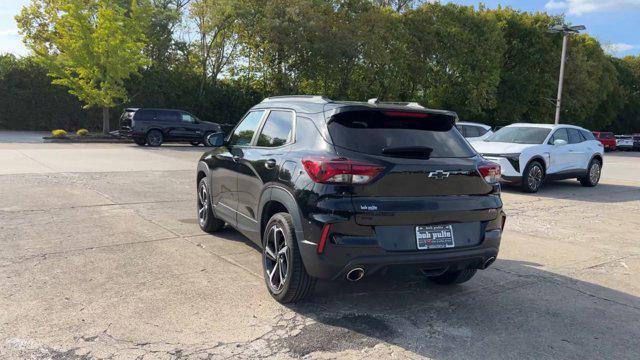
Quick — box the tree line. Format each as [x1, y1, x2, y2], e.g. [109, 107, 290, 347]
[1, 0, 639, 133]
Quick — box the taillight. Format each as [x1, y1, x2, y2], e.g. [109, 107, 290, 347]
[383, 111, 430, 118]
[302, 157, 385, 184]
[478, 161, 501, 184]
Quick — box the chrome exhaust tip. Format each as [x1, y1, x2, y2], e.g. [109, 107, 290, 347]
[483, 257, 496, 269]
[346, 268, 365, 282]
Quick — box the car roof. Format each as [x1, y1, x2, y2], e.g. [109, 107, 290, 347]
[250, 96, 458, 117]
[457, 121, 491, 129]
[132, 108, 188, 112]
[505, 123, 589, 131]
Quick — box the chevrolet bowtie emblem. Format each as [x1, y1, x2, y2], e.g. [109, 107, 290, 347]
[428, 170, 450, 180]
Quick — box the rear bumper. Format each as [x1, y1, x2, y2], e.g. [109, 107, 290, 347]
[298, 217, 504, 280]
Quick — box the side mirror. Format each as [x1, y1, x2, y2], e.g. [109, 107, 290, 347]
[553, 139, 568, 146]
[205, 132, 225, 147]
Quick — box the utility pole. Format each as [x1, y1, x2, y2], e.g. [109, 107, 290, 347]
[548, 24, 586, 125]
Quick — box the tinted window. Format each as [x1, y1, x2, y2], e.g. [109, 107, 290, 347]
[549, 128, 569, 144]
[486, 127, 551, 144]
[568, 129, 583, 144]
[229, 111, 264, 146]
[181, 113, 195, 123]
[466, 126, 484, 137]
[455, 125, 466, 137]
[157, 110, 179, 122]
[257, 111, 293, 147]
[328, 111, 474, 158]
[582, 130, 596, 140]
[135, 110, 156, 121]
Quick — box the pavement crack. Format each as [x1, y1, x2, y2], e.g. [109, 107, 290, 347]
[493, 267, 640, 311]
[0, 236, 184, 267]
[182, 237, 262, 279]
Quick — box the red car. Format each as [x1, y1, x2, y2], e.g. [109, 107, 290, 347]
[593, 131, 616, 151]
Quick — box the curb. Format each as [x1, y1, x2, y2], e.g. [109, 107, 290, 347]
[43, 137, 131, 143]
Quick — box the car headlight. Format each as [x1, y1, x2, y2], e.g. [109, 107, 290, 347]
[501, 154, 521, 172]
[483, 153, 520, 172]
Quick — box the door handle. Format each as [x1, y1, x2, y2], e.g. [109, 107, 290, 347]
[232, 155, 241, 162]
[265, 159, 277, 169]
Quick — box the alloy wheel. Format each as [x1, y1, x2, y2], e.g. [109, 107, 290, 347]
[528, 165, 543, 191]
[264, 225, 289, 294]
[148, 132, 162, 146]
[197, 183, 208, 226]
[589, 162, 601, 184]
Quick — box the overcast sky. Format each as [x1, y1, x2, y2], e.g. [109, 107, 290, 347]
[1, 0, 638, 57]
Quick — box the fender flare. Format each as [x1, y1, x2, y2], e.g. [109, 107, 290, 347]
[145, 128, 165, 137]
[257, 185, 305, 244]
[196, 160, 210, 183]
[525, 155, 548, 173]
[589, 153, 603, 166]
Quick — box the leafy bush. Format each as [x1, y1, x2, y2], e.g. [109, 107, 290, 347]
[76, 128, 89, 136]
[51, 129, 67, 137]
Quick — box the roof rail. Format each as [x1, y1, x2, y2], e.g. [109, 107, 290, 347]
[261, 95, 330, 104]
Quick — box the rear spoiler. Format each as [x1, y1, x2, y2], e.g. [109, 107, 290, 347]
[327, 107, 456, 131]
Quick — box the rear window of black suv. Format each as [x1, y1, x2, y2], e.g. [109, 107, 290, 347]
[327, 110, 475, 158]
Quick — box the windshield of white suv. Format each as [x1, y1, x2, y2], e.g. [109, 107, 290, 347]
[485, 127, 551, 144]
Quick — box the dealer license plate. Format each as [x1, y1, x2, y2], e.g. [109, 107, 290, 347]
[416, 225, 455, 250]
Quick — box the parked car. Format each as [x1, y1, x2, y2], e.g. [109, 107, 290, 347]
[615, 135, 634, 151]
[471, 123, 604, 193]
[456, 122, 493, 141]
[634, 134, 640, 150]
[196, 96, 506, 303]
[119, 108, 221, 146]
[592, 131, 617, 151]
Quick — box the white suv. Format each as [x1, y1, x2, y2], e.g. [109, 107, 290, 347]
[471, 123, 604, 192]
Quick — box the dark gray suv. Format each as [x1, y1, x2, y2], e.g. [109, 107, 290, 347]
[120, 108, 221, 146]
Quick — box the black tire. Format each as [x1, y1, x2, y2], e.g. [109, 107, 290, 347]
[262, 212, 315, 303]
[146, 130, 163, 147]
[521, 160, 544, 193]
[197, 178, 224, 233]
[190, 141, 200, 146]
[427, 268, 477, 285]
[133, 138, 146, 146]
[579, 158, 602, 187]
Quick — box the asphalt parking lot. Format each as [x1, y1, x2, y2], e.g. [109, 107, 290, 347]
[1, 143, 639, 359]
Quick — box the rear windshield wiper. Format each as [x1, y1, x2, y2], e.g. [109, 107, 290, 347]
[381, 146, 433, 159]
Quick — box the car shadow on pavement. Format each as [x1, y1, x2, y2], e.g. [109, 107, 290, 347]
[502, 181, 640, 203]
[284, 259, 639, 359]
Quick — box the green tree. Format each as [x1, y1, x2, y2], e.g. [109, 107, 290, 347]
[404, 3, 505, 119]
[561, 35, 618, 129]
[189, 0, 240, 99]
[488, 8, 561, 126]
[610, 56, 640, 133]
[16, 0, 149, 133]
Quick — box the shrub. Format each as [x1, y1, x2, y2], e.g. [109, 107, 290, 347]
[51, 129, 67, 138]
[76, 128, 89, 136]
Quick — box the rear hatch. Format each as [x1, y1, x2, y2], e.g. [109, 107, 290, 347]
[119, 109, 137, 131]
[326, 109, 501, 249]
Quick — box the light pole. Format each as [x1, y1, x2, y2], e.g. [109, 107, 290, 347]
[548, 24, 586, 125]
